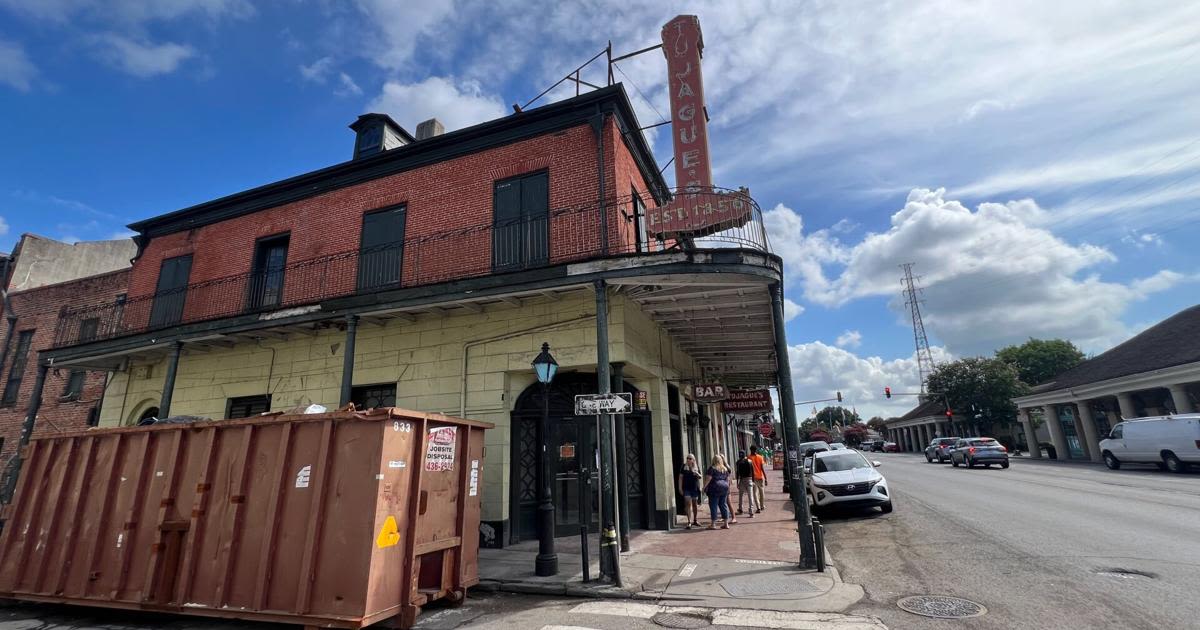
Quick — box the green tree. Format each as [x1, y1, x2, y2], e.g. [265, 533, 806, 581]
[926, 357, 1028, 435]
[866, 417, 887, 434]
[842, 424, 869, 446]
[995, 338, 1085, 386]
[813, 406, 861, 428]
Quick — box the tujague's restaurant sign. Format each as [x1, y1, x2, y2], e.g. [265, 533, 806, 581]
[722, 388, 773, 413]
[648, 15, 752, 239]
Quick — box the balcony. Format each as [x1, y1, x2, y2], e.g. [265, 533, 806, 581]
[53, 187, 772, 349]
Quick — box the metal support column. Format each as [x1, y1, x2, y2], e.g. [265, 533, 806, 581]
[158, 341, 183, 419]
[769, 283, 816, 569]
[611, 362, 631, 551]
[340, 314, 359, 407]
[594, 280, 621, 584]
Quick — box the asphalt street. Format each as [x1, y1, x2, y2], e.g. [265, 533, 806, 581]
[822, 453, 1200, 629]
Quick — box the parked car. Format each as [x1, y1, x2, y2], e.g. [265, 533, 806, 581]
[924, 437, 960, 463]
[829, 442, 847, 450]
[797, 440, 831, 457]
[882, 441, 900, 452]
[869, 440, 886, 452]
[950, 437, 1009, 468]
[1099, 414, 1200, 472]
[808, 449, 892, 514]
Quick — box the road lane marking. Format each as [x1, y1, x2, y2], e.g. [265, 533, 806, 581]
[679, 562, 698, 577]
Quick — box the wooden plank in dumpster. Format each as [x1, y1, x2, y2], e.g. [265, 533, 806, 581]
[0, 408, 493, 630]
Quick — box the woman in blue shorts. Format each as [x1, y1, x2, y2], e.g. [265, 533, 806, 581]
[677, 453, 702, 529]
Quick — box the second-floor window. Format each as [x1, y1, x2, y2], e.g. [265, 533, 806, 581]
[1, 330, 34, 406]
[78, 317, 99, 343]
[632, 188, 649, 253]
[149, 255, 193, 327]
[358, 205, 406, 291]
[492, 171, 549, 272]
[249, 234, 290, 310]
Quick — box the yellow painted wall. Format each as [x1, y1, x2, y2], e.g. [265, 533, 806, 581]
[99, 290, 706, 528]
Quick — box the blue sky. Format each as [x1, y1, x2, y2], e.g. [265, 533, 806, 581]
[1, 1, 1198, 418]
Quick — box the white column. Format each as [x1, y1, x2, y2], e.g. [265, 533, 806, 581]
[1169, 384, 1193, 414]
[1043, 404, 1068, 460]
[1019, 408, 1041, 458]
[1074, 401, 1101, 463]
[1117, 393, 1138, 420]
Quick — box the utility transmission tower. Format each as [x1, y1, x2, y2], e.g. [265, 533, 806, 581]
[901, 263, 935, 393]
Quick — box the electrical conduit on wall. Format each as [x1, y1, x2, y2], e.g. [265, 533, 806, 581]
[458, 313, 598, 417]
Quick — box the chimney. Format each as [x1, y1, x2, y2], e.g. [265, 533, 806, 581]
[416, 118, 444, 140]
[349, 113, 415, 160]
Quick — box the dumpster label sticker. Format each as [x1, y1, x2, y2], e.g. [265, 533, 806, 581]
[295, 465, 312, 488]
[469, 460, 480, 497]
[425, 426, 457, 472]
[376, 515, 400, 548]
[393, 421, 413, 433]
[388, 460, 406, 469]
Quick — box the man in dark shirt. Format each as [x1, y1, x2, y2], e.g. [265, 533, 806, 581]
[735, 450, 757, 517]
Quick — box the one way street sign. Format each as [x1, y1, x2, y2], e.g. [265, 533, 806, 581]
[574, 393, 633, 416]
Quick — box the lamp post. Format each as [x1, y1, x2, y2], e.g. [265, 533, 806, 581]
[532, 342, 559, 576]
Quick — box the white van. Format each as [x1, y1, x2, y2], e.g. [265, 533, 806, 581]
[1099, 414, 1200, 472]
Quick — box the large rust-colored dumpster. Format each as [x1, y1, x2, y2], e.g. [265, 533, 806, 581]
[0, 407, 492, 629]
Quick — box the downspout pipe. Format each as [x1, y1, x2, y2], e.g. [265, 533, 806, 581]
[592, 109, 609, 255]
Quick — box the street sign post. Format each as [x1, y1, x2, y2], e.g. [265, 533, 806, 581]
[574, 393, 633, 416]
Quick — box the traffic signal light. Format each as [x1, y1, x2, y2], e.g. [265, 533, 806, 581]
[884, 387, 891, 399]
[836, 391, 843, 402]
[945, 408, 953, 419]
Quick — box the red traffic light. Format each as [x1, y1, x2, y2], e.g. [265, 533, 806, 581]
[945, 408, 953, 418]
[884, 387, 891, 399]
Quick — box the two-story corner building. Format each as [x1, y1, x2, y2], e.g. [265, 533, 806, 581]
[39, 85, 788, 547]
[0, 235, 136, 473]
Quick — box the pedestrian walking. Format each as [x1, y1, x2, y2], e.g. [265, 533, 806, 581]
[677, 453, 703, 529]
[720, 454, 738, 524]
[735, 450, 758, 517]
[748, 447, 768, 513]
[703, 454, 731, 529]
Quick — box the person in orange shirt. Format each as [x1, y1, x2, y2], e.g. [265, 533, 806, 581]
[747, 447, 767, 513]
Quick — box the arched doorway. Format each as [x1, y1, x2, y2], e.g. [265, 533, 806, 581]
[509, 372, 654, 544]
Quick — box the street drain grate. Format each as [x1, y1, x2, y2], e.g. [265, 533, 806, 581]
[651, 611, 712, 628]
[897, 595, 987, 619]
[1095, 568, 1156, 580]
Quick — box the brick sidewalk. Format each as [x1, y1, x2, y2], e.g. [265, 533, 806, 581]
[631, 464, 802, 563]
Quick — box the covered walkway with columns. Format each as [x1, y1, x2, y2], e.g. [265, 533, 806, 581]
[1013, 305, 1200, 463]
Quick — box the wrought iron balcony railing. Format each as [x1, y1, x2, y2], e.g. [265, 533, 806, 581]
[53, 187, 771, 349]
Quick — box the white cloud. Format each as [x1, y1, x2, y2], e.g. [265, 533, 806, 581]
[108, 230, 136, 240]
[766, 188, 1196, 355]
[1122, 231, 1164, 249]
[94, 34, 195, 77]
[369, 76, 507, 132]
[0, 39, 36, 91]
[789, 342, 954, 420]
[835, 330, 862, 349]
[299, 56, 334, 83]
[0, 0, 253, 23]
[783, 298, 803, 322]
[353, 0, 456, 70]
[0, 215, 9, 237]
[336, 72, 362, 97]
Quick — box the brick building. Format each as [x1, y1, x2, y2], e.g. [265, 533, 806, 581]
[41, 86, 789, 547]
[0, 235, 135, 474]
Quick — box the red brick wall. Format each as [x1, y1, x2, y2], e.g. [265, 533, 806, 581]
[126, 117, 662, 325]
[0, 270, 130, 464]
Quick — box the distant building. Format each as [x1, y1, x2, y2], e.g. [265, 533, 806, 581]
[0, 236, 135, 470]
[1013, 305, 1200, 462]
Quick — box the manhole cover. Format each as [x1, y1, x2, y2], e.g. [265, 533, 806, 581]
[897, 595, 987, 619]
[652, 611, 711, 628]
[720, 573, 819, 597]
[1095, 568, 1155, 580]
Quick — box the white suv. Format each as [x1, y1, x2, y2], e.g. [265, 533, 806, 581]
[807, 449, 892, 514]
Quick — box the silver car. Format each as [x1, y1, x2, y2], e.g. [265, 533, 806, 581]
[950, 437, 1010, 469]
[924, 437, 960, 463]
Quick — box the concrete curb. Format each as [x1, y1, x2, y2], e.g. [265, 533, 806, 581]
[474, 579, 652, 600]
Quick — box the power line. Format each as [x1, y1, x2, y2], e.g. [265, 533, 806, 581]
[612, 61, 669, 126]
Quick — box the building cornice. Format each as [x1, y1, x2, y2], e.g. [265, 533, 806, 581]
[1013, 361, 1200, 407]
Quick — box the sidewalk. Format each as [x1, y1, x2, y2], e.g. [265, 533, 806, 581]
[476, 466, 865, 613]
